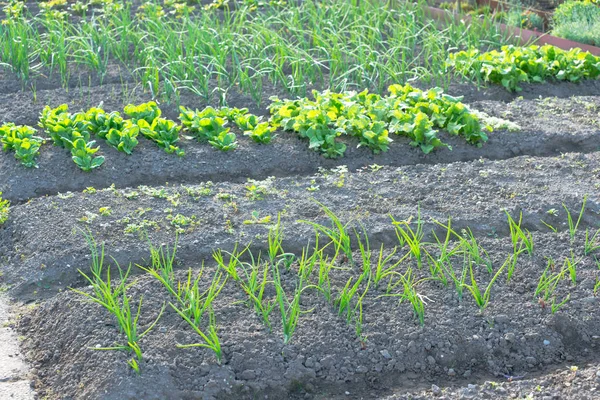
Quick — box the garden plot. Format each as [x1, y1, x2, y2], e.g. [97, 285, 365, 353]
[0, 149, 599, 398]
[1, 0, 600, 399]
[12, 187, 600, 400]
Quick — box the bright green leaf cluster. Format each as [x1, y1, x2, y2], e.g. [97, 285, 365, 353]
[138, 117, 184, 156]
[124, 101, 162, 124]
[245, 122, 275, 144]
[71, 138, 105, 171]
[0, 123, 44, 168]
[85, 108, 125, 138]
[39, 105, 105, 171]
[81, 108, 139, 154]
[105, 120, 139, 155]
[233, 113, 260, 131]
[0, 191, 8, 225]
[217, 106, 249, 123]
[39, 104, 90, 149]
[447, 45, 600, 92]
[179, 106, 237, 151]
[269, 84, 488, 157]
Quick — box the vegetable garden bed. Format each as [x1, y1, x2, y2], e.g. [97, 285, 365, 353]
[0, 0, 599, 399]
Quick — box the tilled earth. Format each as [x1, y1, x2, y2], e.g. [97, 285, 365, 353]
[0, 73, 599, 399]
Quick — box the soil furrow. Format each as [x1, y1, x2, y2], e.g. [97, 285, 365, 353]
[1, 151, 598, 298]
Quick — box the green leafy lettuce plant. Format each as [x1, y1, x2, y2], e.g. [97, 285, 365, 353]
[124, 101, 161, 124]
[138, 117, 184, 156]
[0, 123, 44, 167]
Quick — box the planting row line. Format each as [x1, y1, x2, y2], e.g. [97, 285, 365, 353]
[73, 200, 600, 372]
[0, 84, 495, 170]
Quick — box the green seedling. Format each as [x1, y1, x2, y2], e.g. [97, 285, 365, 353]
[550, 294, 570, 314]
[505, 252, 521, 283]
[584, 228, 600, 255]
[72, 233, 165, 369]
[85, 109, 124, 138]
[563, 196, 587, 242]
[463, 254, 508, 311]
[0, 192, 9, 225]
[70, 138, 105, 171]
[179, 106, 229, 142]
[272, 263, 309, 344]
[245, 121, 275, 144]
[0, 123, 43, 168]
[243, 211, 272, 225]
[386, 267, 427, 325]
[137, 236, 178, 295]
[213, 243, 248, 281]
[316, 252, 335, 302]
[564, 253, 580, 286]
[105, 120, 139, 154]
[235, 250, 276, 329]
[297, 237, 320, 281]
[391, 209, 425, 269]
[299, 200, 353, 264]
[234, 113, 261, 131]
[355, 227, 372, 277]
[174, 267, 227, 328]
[208, 130, 238, 151]
[218, 106, 249, 123]
[336, 273, 366, 323]
[506, 211, 533, 256]
[534, 258, 566, 302]
[373, 244, 404, 289]
[172, 307, 223, 364]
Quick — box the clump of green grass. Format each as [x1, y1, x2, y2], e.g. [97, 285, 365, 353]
[1, 0, 508, 104]
[137, 237, 227, 364]
[72, 233, 165, 372]
[299, 199, 353, 264]
[563, 196, 587, 242]
[391, 209, 425, 270]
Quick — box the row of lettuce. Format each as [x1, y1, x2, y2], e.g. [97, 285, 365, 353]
[448, 45, 600, 92]
[0, 83, 492, 170]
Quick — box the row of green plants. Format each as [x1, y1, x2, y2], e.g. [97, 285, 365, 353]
[269, 84, 490, 157]
[552, 0, 600, 47]
[3, 101, 274, 170]
[179, 105, 275, 151]
[447, 45, 600, 92]
[1, 88, 494, 169]
[0, 0, 508, 102]
[73, 198, 599, 370]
